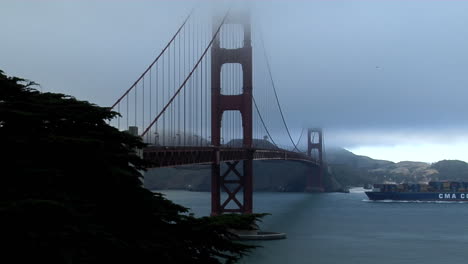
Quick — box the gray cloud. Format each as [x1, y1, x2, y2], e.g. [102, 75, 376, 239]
[2, 0, 468, 149]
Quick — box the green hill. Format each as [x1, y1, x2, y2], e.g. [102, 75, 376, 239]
[430, 160, 468, 181]
[326, 149, 468, 186]
[144, 146, 468, 192]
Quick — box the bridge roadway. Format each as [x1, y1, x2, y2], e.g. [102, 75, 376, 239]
[143, 146, 320, 168]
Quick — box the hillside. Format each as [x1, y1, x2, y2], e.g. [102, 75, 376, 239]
[326, 148, 468, 186]
[144, 146, 468, 192]
[326, 147, 393, 169]
[144, 160, 344, 192]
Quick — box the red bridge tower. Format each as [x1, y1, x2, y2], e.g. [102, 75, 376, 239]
[211, 13, 253, 215]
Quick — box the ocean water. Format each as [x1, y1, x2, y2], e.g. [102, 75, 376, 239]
[160, 188, 468, 264]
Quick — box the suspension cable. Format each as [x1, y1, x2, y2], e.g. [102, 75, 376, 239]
[111, 9, 194, 109]
[259, 30, 301, 152]
[292, 127, 306, 153]
[141, 9, 231, 137]
[253, 96, 277, 147]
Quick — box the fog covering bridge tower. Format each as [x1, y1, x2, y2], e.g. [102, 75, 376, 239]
[307, 128, 324, 192]
[211, 12, 253, 215]
[110, 6, 328, 215]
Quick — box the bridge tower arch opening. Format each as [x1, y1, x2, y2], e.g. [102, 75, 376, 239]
[211, 12, 253, 215]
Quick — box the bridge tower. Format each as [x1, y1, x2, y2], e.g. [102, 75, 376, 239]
[211, 12, 253, 215]
[307, 128, 324, 192]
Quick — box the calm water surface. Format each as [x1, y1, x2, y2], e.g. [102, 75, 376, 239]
[160, 189, 468, 264]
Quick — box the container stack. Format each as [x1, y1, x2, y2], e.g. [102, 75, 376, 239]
[375, 184, 398, 192]
[408, 184, 421, 192]
[460, 182, 468, 192]
[429, 182, 442, 191]
[443, 182, 451, 191]
[451, 182, 460, 192]
[420, 184, 428, 192]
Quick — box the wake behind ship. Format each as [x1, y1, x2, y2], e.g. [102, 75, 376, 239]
[365, 182, 468, 201]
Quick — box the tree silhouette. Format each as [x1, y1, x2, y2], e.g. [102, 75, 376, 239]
[0, 70, 260, 263]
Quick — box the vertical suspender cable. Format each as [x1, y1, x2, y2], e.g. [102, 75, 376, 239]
[149, 69, 152, 143]
[195, 19, 199, 145]
[141, 9, 230, 137]
[186, 23, 187, 146]
[200, 21, 203, 145]
[253, 97, 277, 147]
[189, 20, 193, 144]
[117, 103, 120, 130]
[205, 31, 208, 146]
[178, 27, 181, 145]
[111, 10, 193, 109]
[260, 31, 301, 151]
[173, 34, 176, 144]
[188, 20, 192, 144]
[126, 95, 129, 129]
[162, 52, 165, 144]
[174, 39, 176, 145]
[169, 44, 172, 144]
[155, 61, 158, 142]
[134, 85, 137, 127]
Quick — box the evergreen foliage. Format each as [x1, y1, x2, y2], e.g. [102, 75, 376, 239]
[0, 70, 261, 263]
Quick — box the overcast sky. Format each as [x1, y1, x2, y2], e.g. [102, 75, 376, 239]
[2, 0, 468, 162]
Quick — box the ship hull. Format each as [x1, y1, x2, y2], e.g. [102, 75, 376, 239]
[365, 192, 468, 201]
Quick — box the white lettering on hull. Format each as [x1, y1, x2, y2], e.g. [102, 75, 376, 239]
[438, 193, 468, 200]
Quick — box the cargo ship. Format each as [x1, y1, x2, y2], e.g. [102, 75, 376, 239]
[365, 181, 468, 201]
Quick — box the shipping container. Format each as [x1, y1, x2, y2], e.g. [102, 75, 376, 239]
[429, 182, 443, 190]
[462, 182, 468, 189]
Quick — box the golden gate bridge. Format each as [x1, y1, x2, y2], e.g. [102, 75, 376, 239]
[109, 7, 325, 215]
